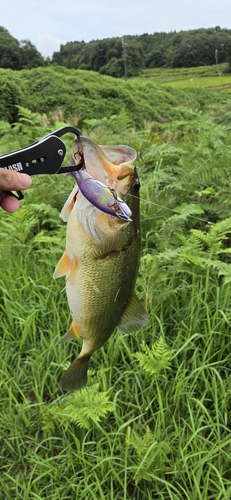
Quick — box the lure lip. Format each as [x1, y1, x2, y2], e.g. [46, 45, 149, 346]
[71, 169, 132, 222]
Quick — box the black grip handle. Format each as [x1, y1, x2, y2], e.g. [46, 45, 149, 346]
[0, 135, 66, 176]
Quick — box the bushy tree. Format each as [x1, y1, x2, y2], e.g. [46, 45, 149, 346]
[99, 57, 124, 77]
[0, 27, 45, 70]
[52, 41, 86, 68]
[19, 40, 45, 69]
[52, 37, 144, 77]
[225, 36, 231, 71]
[126, 40, 145, 76]
[0, 27, 21, 69]
[172, 31, 228, 68]
[146, 48, 166, 68]
[0, 73, 21, 122]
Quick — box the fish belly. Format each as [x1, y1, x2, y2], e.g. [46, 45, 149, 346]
[66, 242, 139, 353]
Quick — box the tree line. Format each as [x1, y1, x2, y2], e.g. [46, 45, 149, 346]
[52, 27, 231, 76]
[0, 27, 45, 69]
[1, 25, 231, 76]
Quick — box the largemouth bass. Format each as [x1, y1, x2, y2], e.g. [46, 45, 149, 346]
[54, 136, 148, 391]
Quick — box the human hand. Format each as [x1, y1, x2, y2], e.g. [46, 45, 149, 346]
[0, 170, 32, 213]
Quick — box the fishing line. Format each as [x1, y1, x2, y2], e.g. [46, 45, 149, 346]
[127, 193, 213, 225]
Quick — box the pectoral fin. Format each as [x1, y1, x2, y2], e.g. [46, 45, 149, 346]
[53, 251, 72, 278]
[60, 185, 78, 222]
[118, 292, 148, 333]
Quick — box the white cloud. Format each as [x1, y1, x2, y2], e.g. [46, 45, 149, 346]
[36, 33, 66, 58]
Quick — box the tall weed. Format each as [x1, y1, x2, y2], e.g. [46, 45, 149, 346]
[1, 88, 231, 498]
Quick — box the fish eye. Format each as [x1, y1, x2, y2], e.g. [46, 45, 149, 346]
[133, 179, 140, 192]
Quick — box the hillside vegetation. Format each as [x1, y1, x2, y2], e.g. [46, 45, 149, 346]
[1, 66, 231, 498]
[0, 64, 229, 126]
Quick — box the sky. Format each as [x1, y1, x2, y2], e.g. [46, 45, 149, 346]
[1, 0, 231, 58]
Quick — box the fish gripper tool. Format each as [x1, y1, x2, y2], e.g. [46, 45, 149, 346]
[0, 126, 84, 200]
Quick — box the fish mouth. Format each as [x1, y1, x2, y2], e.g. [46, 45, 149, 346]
[72, 136, 137, 192]
[71, 136, 137, 221]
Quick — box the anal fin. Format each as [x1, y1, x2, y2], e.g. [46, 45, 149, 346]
[118, 292, 148, 333]
[56, 320, 81, 345]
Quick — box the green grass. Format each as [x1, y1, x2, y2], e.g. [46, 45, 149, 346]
[161, 75, 231, 90]
[1, 69, 231, 498]
[1, 233, 231, 499]
[141, 63, 228, 81]
[140, 63, 231, 91]
[1, 215, 231, 498]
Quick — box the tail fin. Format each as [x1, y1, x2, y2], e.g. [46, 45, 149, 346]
[61, 353, 91, 391]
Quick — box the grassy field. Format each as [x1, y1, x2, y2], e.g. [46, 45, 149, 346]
[141, 63, 231, 91]
[162, 75, 231, 90]
[1, 67, 231, 499]
[141, 63, 228, 81]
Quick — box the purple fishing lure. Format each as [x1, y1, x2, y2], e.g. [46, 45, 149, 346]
[71, 169, 132, 222]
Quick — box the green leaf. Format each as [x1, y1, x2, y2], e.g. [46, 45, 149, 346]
[40, 384, 114, 430]
[134, 336, 173, 378]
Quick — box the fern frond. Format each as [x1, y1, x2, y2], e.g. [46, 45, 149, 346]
[126, 426, 154, 457]
[134, 336, 173, 378]
[41, 384, 113, 430]
[17, 105, 42, 126]
[126, 426, 172, 483]
[84, 109, 133, 135]
[205, 259, 231, 284]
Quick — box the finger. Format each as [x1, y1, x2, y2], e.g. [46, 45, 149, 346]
[0, 170, 32, 191]
[0, 193, 20, 213]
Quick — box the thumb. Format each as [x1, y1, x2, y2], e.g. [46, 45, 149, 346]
[0, 170, 32, 191]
